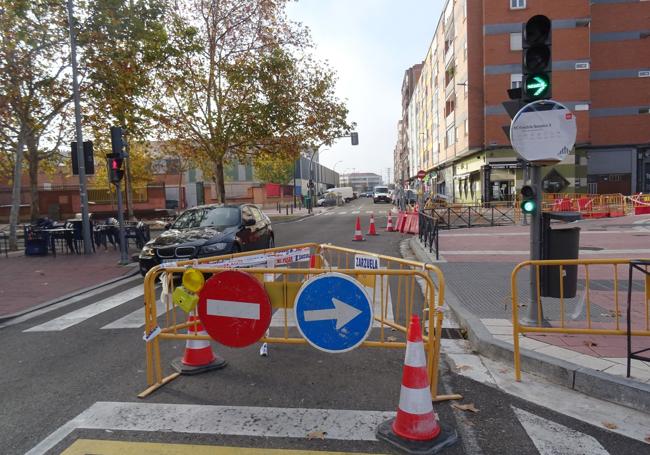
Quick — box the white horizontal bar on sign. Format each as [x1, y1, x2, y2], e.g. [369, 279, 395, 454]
[206, 299, 260, 320]
[25, 401, 397, 454]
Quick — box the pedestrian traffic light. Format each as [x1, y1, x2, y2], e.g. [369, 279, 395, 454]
[107, 153, 124, 183]
[520, 185, 537, 214]
[522, 15, 552, 102]
[351, 132, 359, 146]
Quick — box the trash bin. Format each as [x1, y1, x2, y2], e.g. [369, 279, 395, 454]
[24, 226, 49, 256]
[541, 227, 580, 298]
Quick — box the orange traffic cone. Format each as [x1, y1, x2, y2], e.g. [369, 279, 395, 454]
[386, 212, 395, 232]
[352, 216, 365, 241]
[171, 316, 227, 375]
[376, 314, 457, 453]
[367, 213, 379, 236]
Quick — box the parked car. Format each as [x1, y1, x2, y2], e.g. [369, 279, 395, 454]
[317, 192, 338, 207]
[373, 185, 391, 203]
[138, 204, 274, 276]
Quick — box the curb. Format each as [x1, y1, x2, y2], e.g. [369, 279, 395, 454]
[0, 266, 140, 323]
[268, 213, 314, 224]
[408, 236, 650, 414]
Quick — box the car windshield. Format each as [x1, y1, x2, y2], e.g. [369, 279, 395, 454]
[172, 207, 240, 229]
[374, 186, 388, 193]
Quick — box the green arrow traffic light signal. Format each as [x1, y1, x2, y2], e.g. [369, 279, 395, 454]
[525, 74, 550, 99]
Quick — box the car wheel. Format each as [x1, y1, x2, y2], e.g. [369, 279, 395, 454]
[268, 236, 274, 249]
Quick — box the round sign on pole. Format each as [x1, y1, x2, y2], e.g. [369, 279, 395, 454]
[197, 270, 272, 348]
[417, 170, 426, 180]
[294, 272, 373, 353]
[510, 100, 577, 163]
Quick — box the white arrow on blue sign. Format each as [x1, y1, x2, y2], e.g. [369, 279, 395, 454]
[294, 272, 373, 353]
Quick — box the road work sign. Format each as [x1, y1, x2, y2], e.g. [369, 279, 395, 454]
[197, 270, 272, 348]
[510, 100, 576, 163]
[294, 272, 373, 353]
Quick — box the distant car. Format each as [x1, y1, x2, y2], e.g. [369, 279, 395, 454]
[138, 204, 274, 276]
[373, 185, 391, 203]
[317, 193, 338, 207]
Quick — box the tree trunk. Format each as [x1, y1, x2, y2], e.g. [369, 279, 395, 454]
[178, 165, 184, 209]
[9, 133, 26, 251]
[27, 133, 39, 222]
[214, 159, 226, 203]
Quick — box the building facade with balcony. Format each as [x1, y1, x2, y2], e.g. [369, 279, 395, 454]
[404, 0, 650, 203]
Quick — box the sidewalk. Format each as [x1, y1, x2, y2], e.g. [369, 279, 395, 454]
[262, 206, 325, 222]
[408, 213, 650, 413]
[0, 249, 138, 320]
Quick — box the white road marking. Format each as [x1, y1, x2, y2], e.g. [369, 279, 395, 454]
[338, 211, 348, 215]
[101, 299, 168, 330]
[25, 401, 395, 455]
[207, 299, 260, 319]
[0, 275, 142, 329]
[351, 210, 361, 214]
[24, 286, 144, 332]
[513, 407, 610, 455]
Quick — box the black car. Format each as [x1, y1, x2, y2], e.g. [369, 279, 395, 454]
[138, 204, 274, 275]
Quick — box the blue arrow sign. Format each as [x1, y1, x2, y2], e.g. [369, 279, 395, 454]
[294, 272, 373, 353]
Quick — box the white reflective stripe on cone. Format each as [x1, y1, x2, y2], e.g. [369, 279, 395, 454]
[186, 339, 211, 349]
[404, 341, 426, 368]
[398, 385, 434, 415]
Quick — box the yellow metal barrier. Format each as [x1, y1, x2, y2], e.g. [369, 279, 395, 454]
[511, 259, 650, 381]
[140, 243, 460, 402]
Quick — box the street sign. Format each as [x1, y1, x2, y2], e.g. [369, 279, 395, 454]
[510, 100, 576, 163]
[354, 254, 379, 270]
[417, 170, 426, 180]
[294, 272, 373, 353]
[197, 270, 272, 348]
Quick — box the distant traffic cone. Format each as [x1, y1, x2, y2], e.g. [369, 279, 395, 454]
[367, 213, 379, 236]
[352, 216, 365, 241]
[386, 212, 395, 232]
[171, 316, 227, 375]
[376, 314, 458, 453]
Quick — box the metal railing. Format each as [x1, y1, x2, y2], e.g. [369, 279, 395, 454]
[87, 187, 149, 204]
[425, 204, 517, 229]
[419, 211, 439, 260]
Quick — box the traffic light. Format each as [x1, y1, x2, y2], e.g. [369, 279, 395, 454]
[107, 153, 124, 183]
[522, 15, 552, 102]
[110, 126, 125, 155]
[351, 132, 359, 146]
[520, 185, 537, 214]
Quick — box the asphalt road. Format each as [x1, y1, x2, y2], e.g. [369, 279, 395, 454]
[1, 197, 646, 454]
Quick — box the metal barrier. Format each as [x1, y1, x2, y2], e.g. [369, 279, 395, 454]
[140, 243, 460, 402]
[511, 258, 650, 381]
[419, 212, 439, 260]
[426, 204, 517, 229]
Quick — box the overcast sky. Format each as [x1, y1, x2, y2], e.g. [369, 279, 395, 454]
[286, 0, 442, 182]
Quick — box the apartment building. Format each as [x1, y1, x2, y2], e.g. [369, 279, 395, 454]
[396, 0, 650, 203]
[395, 64, 423, 185]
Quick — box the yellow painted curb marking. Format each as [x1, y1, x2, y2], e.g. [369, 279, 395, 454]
[61, 439, 385, 455]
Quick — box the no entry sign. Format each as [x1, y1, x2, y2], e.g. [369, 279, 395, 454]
[197, 270, 272, 348]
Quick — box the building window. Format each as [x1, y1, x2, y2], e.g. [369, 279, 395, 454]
[510, 0, 526, 9]
[510, 32, 522, 51]
[510, 73, 522, 89]
[445, 126, 456, 148]
[464, 118, 469, 136]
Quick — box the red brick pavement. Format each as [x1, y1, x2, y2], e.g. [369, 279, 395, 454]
[0, 250, 137, 318]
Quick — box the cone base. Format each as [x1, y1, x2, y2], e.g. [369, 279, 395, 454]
[171, 356, 227, 375]
[376, 418, 458, 455]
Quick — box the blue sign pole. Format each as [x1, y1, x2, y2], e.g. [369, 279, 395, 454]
[294, 273, 373, 353]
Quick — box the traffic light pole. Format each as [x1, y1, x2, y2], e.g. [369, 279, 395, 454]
[114, 181, 129, 265]
[526, 164, 544, 324]
[67, 0, 93, 255]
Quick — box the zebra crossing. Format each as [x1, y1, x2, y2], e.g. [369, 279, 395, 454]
[319, 209, 395, 216]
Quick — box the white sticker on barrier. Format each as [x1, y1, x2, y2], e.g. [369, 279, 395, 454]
[354, 254, 379, 270]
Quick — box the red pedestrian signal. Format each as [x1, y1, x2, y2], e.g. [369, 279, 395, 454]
[106, 153, 124, 183]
